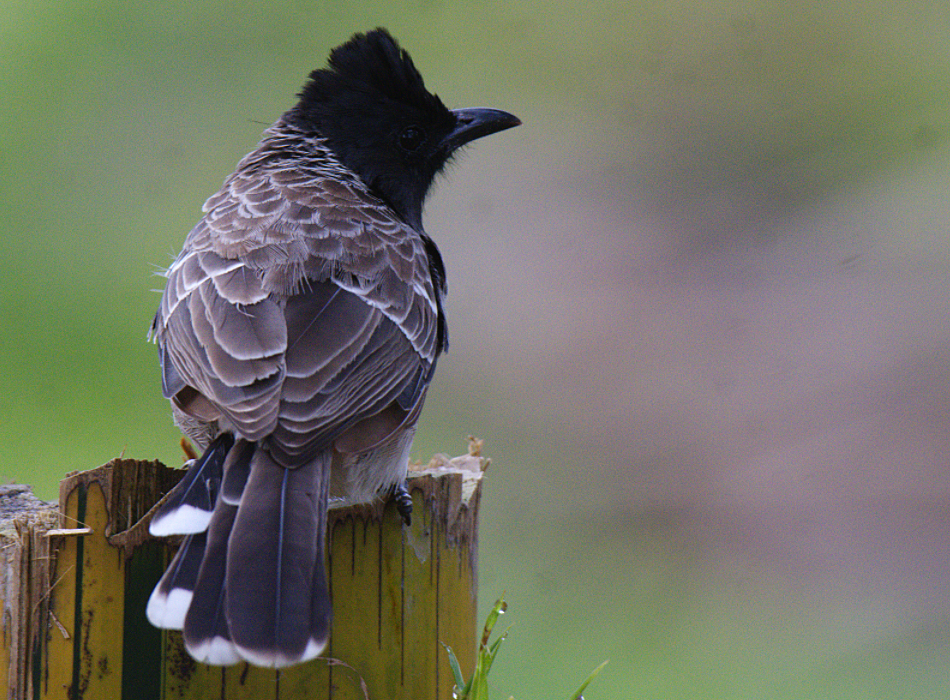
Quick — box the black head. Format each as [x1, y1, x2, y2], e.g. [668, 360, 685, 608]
[289, 28, 520, 229]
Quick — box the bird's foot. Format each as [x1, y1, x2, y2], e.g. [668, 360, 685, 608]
[392, 481, 412, 526]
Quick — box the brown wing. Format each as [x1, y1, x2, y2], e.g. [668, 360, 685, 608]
[152, 129, 442, 467]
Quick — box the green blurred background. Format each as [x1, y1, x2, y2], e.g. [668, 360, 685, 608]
[4, 1, 950, 697]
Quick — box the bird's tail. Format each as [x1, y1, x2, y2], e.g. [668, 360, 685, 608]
[147, 437, 332, 668]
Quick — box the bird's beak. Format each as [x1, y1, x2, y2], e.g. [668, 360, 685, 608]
[443, 108, 521, 152]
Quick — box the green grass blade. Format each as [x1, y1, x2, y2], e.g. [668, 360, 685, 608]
[442, 642, 466, 691]
[480, 597, 508, 648]
[445, 597, 604, 700]
[566, 659, 609, 700]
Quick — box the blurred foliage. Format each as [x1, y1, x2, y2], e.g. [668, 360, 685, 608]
[444, 597, 608, 700]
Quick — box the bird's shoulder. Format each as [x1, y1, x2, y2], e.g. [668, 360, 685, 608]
[157, 120, 447, 362]
[181, 122, 436, 298]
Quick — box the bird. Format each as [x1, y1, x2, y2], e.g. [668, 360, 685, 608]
[144, 28, 519, 669]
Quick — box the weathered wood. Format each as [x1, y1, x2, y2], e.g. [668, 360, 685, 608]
[0, 453, 484, 699]
[0, 486, 59, 700]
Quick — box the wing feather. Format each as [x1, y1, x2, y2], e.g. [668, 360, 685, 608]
[153, 121, 443, 467]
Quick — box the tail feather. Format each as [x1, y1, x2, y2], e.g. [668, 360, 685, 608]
[226, 449, 331, 668]
[150, 432, 233, 536]
[220, 438, 255, 505]
[309, 546, 332, 651]
[146, 532, 206, 629]
[148, 438, 332, 668]
[183, 502, 242, 666]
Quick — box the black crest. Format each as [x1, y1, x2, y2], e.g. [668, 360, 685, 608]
[288, 28, 458, 228]
[299, 28, 447, 116]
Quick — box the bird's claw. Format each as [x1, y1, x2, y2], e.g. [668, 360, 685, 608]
[392, 481, 412, 526]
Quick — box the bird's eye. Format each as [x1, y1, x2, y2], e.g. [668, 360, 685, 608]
[398, 126, 426, 152]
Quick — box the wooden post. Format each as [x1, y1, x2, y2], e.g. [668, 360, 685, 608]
[0, 486, 60, 697]
[0, 453, 485, 700]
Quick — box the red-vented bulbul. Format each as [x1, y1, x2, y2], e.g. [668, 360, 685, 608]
[145, 28, 519, 668]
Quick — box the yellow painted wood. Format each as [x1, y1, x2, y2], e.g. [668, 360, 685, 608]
[2, 454, 483, 700]
[272, 659, 323, 699]
[399, 489, 440, 700]
[47, 460, 180, 700]
[434, 476, 479, 695]
[45, 484, 82, 700]
[223, 663, 280, 698]
[436, 522, 478, 689]
[162, 630, 227, 698]
[319, 456, 484, 700]
[326, 511, 384, 700]
[76, 480, 126, 697]
[377, 498, 408, 693]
